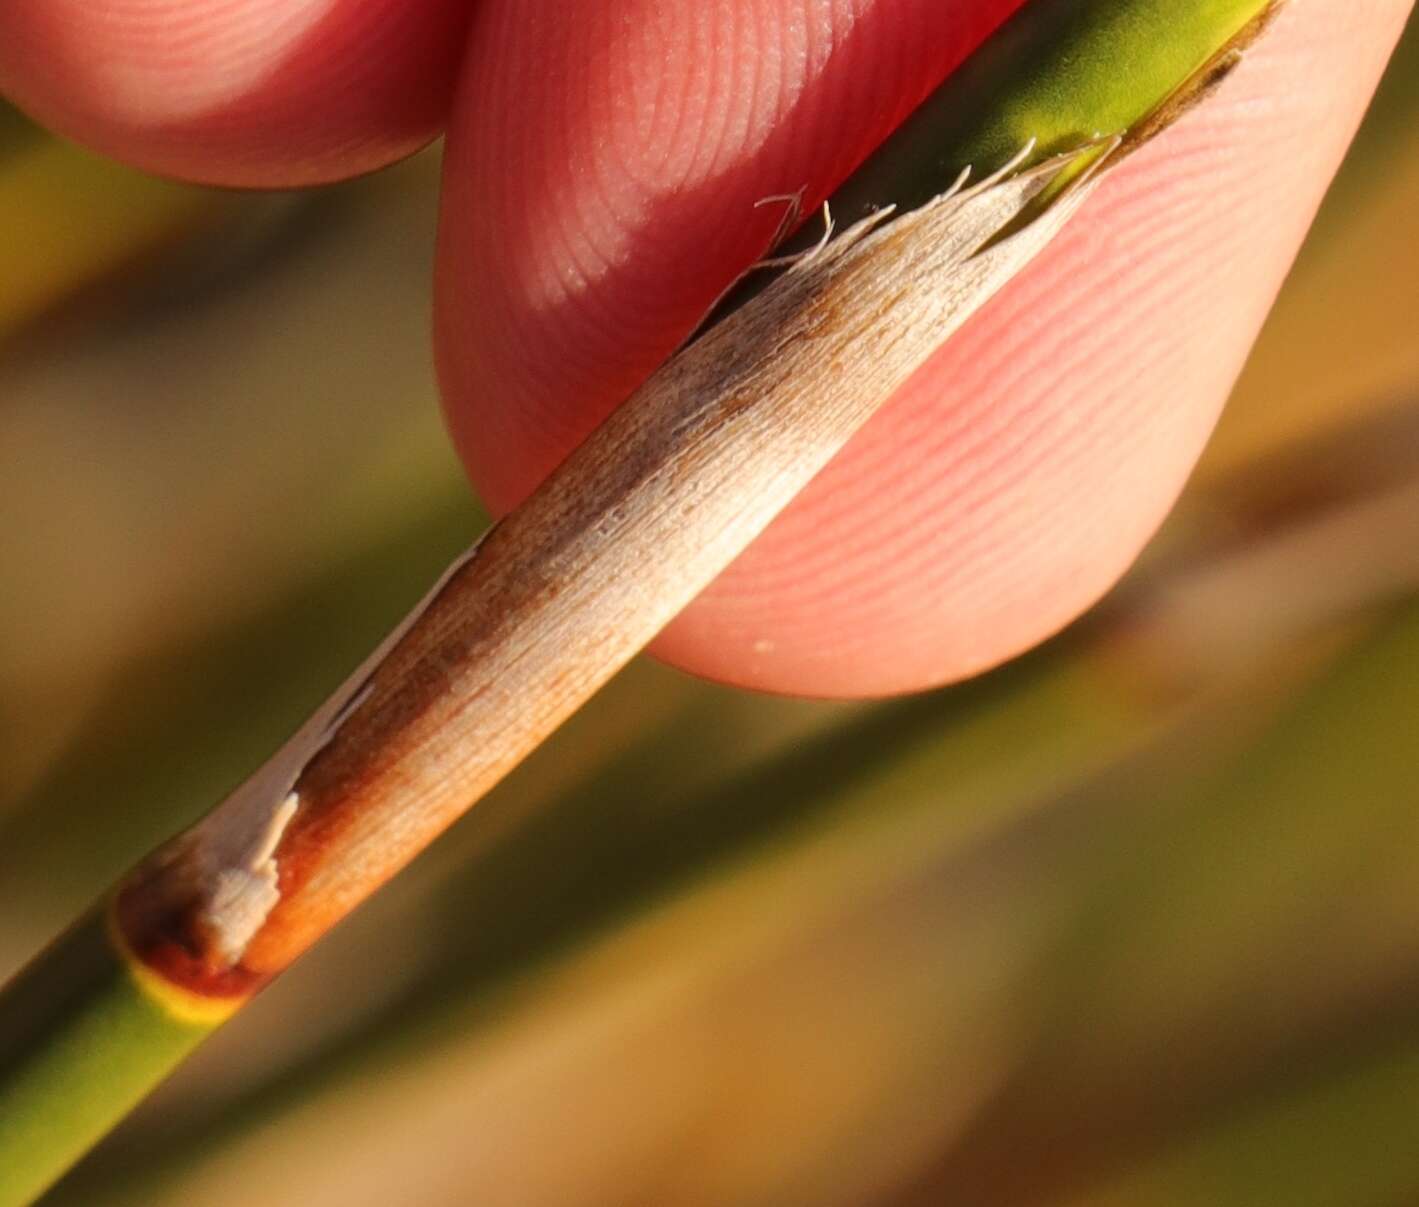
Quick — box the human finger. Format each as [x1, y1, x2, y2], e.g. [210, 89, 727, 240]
[435, 0, 1412, 696]
[0, 0, 475, 186]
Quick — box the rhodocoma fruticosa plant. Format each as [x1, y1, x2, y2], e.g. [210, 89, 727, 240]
[0, 1, 1411, 1203]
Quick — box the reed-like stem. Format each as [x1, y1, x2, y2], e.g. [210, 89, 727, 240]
[0, 2, 1287, 1200]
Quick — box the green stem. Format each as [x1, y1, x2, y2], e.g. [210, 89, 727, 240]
[708, 0, 1282, 320]
[0, 908, 234, 1206]
[830, 0, 1283, 219]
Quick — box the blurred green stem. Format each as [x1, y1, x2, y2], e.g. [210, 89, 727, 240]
[0, 912, 225, 1207]
[0, 104, 221, 336]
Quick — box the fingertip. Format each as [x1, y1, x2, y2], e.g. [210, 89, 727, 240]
[0, 0, 474, 186]
[436, 0, 1028, 510]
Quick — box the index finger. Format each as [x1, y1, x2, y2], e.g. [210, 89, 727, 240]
[0, 0, 475, 186]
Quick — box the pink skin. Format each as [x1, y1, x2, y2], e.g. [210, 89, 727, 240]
[0, 0, 474, 185]
[3, 1, 1412, 694]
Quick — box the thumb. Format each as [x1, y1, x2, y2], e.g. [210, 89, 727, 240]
[435, 0, 1414, 696]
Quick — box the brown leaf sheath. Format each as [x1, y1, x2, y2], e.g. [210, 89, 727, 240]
[115, 145, 1119, 996]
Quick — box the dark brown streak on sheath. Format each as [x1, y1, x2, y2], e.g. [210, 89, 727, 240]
[1118, 0, 1289, 163]
[266, 555, 505, 908]
[113, 883, 268, 1001]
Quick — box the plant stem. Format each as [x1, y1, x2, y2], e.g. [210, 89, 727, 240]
[0, 1, 1286, 1199]
[120, 147, 1108, 993]
[0, 913, 228, 1207]
[0, 152, 1099, 1206]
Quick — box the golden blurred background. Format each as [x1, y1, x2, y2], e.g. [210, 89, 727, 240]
[3, 15, 1418, 1205]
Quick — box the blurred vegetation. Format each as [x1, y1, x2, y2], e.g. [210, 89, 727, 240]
[2, 14, 1418, 1205]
